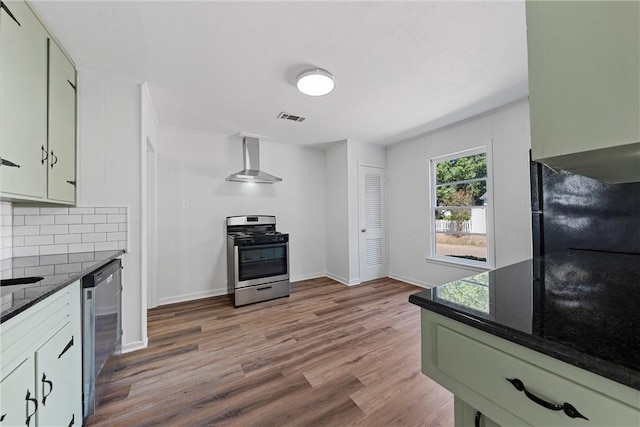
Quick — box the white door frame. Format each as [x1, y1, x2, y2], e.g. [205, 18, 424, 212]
[146, 139, 158, 309]
[358, 163, 387, 282]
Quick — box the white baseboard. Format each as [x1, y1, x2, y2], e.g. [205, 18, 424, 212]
[325, 272, 349, 285]
[290, 272, 325, 282]
[158, 287, 228, 306]
[388, 273, 434, 289]
[121, 338, 148, 354]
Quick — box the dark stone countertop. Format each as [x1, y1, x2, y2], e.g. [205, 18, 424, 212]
[409, 250, 640, 391]
[1, 250, 125, 324]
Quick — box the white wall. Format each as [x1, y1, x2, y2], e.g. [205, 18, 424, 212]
[324, 141, 349, 283]
[156, 126, 326, 304]
[323, 139, 386, 285]
[77, 69, 145, 352]
[387, 100, 532, 287]
[346, 139, 386, 284]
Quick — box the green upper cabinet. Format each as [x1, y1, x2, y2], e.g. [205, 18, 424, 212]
[0, 0, 76, 205]
[0, 0, 48, 199]
[526, 1, 640, 183]
[47, 40, 76, 204]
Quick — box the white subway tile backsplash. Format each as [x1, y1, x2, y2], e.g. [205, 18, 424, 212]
[69, 252, 95, 263]
[1, 248, 12, 261]
[0, 202, 12, 216]
[7, 206, 128, 259]
[38, 254, 69, 265]
[95, 242, 119, 251]
[8, 268, 23, 278]
[107, 232, 126, 241]
[13, 246, 39, 257]
[40, 225, 69, 235]
[13, 207, 39, 215]
[95, 223, 118, 233]
[40, 207, 69, 215]
[68, 243, 94, 253]
[95, 207, 120, 214]
[25, 215, 55, 226]
[39, 245, 68, 255]
[82, 233, 106, 243]
[13, 257, 40, 268]
[24, 265, 55, 276]
[54, 215, 82, 224]
[1, 226, 12, 237]
[55, 234, 82, 244]
[69, 207, 95, 215]
[69, 224, 94, 234]
[107, 214, 126, 223]
[82, 214, 107, 224]
[24, 235, 54, 246]
[54, 262, 82, 274]
[13, 226, 40, 236]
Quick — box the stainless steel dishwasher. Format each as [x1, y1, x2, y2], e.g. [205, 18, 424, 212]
[82, 258, 122, 420]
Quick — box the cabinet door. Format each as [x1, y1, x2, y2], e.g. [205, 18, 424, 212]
[47, 40, 76, 204]
[0, 0, 47, 198]
[0, 357, 37, 427]
[35, 322, 77, 427]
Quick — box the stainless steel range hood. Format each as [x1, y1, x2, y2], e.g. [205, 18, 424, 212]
[226, 137, 282, 184]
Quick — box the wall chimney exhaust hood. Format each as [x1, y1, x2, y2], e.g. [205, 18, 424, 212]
[226, 137, 282, 183]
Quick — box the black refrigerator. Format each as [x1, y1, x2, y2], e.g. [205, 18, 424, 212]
[530, 157, 640, 257]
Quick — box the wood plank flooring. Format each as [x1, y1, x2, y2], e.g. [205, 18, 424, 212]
[86, 277, 453, 426]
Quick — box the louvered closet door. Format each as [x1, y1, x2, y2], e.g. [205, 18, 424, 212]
[358, 165, 387, 282]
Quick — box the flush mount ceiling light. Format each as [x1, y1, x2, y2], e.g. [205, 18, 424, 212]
[296, 68, 335, 96]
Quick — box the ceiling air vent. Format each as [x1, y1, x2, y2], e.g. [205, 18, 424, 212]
[277, 112, 305, 122]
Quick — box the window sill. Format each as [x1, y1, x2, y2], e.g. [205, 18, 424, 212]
[425, 255, 492, 272]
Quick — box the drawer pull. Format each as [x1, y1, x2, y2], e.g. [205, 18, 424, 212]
[25, 389, 38, 426]
[257, 286, 273, 291]
[58, 336, 74, 358]
[475, 411, 482, 427]
[41, 373, 53, 405]
[506, 378, 588, 420]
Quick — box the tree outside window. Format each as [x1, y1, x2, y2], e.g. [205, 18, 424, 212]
[431, 148, 490, 267]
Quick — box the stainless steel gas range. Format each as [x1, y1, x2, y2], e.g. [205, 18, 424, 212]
[226, 215, 290, 306]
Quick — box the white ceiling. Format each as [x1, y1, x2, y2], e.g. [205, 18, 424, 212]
[30, 1, 529, 147]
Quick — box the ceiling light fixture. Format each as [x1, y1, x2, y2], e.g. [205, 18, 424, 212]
[296, 68, 335, 96]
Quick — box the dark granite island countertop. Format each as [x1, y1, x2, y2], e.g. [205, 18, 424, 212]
[1, 250, 125, 324]
[409, 250, 640, 391]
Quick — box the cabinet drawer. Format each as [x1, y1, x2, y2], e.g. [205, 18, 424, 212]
[436, 325, 640, 426]
[0, 286, 72, 371]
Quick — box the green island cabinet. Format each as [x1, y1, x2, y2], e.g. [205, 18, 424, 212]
[420, 310, 640, 427]
[0, 0, 77, 205]
[526, 0, 640, 183]
[0, 281, 82, 426]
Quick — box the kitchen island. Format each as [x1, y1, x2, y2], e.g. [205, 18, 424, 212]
[409, 250, 640, 426]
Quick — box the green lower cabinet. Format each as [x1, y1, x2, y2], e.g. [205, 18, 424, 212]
[0, 357, 37, 426]
[420, 309, 640, 427]
[455, 397, 504, 427]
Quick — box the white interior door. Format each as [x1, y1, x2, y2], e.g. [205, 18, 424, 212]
[358, 165, 386, 282]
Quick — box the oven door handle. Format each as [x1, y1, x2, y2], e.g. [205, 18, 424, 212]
[256, 286, 273, 291]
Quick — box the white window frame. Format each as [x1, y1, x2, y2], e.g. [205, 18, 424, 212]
[428, 145, 495, 269]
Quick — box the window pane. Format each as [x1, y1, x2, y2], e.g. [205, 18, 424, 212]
[434, 210, 487, 262]
[436, 181, 487, 207]
[435, 153, 487, 185]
